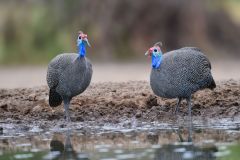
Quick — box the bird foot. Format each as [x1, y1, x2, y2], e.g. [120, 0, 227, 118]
[172, 110, 178, 115]
[59, 116, 72, 129]
[64, 116, 71, 123]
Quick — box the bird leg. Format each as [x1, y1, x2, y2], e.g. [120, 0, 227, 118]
[63, 99, 71, 122]
[176, 127, 184, 142]
[174, 98, 182, 115]
[187, 97, 193, 142]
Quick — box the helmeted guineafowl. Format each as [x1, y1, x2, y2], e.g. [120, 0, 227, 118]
[145, 42, 216, 140]
[47, 31, 92, 121]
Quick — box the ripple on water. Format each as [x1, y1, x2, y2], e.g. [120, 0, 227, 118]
[30, 148, 42, 153]
[77, 153, 89, 159]
[130, 140, 139, 144]
[95, 144, 112, 149]
[43, 151, 61, 160]
[16, 143, 32, 147]
[29, 126, 43, 133]
[114, 149, 124, 154]
[151, 144, 162, 149]
[14, 153, 33, 159]
[202, 139, 215, 144]
[0, 119, 240, 160]
[182, 151, 195, 159]
[145, 148, 155, 153]
[174, 147, 186, 153]
[213, 150, 231, 157]
[98, 148, 110, 153]
[116, 153, 136, 159]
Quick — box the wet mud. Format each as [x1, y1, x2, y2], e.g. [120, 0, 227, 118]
[0, 80, 239, 129]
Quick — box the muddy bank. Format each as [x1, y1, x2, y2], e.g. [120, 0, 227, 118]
[0, 80, 239, 126]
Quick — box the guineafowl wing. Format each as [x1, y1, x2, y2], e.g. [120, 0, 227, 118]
[178, 49, 214, 90]
[47, 53, 77, 88]
[179, 47, 212, 69]
[180, 47, 201, 52]
[49, 88, 62, 107]
[47, 53, 78, 106]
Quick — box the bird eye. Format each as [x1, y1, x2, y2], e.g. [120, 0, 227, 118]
[154, 49, 157, 52]
[78, 36, 81, 39]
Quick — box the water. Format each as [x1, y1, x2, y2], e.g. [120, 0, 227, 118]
[0, 120, 240, 160]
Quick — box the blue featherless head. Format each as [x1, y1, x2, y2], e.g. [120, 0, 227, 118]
[145, 42, 163, 69]
[77, 31, 91, 57]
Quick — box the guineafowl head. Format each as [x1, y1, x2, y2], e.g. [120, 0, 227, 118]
[145, 42, 163, 69]
[77, 31, 91, 57]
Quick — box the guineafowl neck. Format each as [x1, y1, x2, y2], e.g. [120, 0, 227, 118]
[78, 43, 86, 58]
[152, 55, 162, 69]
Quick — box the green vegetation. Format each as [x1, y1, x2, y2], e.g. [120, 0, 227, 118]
[0, 1, 240, 64]
[0, 3, 73, 64]
[223, 0, 240, 24]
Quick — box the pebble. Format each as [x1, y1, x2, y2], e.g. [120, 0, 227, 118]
[0, 127, 3, 134]
[32, 105, 42, 112]
[135, 111, 142, 118]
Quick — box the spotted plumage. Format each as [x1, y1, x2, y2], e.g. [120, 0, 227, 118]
[145, 43, 215, 141]
[150, 47, 215, 99]
[47, 31, 92, 121]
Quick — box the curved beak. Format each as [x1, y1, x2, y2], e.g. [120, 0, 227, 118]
[84, 38, 91, 47]
[145, 48, 153, 56]
[145, 50, 149, 56]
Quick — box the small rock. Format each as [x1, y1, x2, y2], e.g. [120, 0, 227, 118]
[32, 105, 42, 112]
[226, 107, 238, 116]
[37, 95, 47, 101]
[76, 116, 84, 122]
[0, 127, 3, 134]
[16, 120, 22, 124]
[232, 102, 239, 106]
[135, 111, 142, 118]
[22, 108, 31, 115]
[146, 95, 158, 108]
[59, 124, 66, 128]
[193, 103, 201, 109]
[233, 91, 239, 96]
[0, 103, 8, 111]
[21, 125, 30, 131]
[123, 95, 130, 99]
[28, 93, 36, 101]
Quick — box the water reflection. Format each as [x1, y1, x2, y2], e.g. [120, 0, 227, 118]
[151, 128, 217, 160]
[0, 126, 238, 160]
[50, 131, 89, 160]
[154, 144, 217, 160]
[177, 126, 195, 143]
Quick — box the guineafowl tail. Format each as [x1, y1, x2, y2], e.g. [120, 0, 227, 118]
[209, 79, 216, 90]
[49, 88, 62, 107]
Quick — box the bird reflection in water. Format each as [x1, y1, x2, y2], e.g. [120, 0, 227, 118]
[50, 130, 89, 160]
[153, 127, 218, 160]
[48, 128, 219, 160]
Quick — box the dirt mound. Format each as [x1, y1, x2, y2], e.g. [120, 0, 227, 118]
[0, 80, 239, 123]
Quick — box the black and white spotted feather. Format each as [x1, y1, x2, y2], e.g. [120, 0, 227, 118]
[47, 53, 92, 107]
[150, 47, 215, 99]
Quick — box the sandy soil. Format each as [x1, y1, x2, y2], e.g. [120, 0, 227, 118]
[0, 80, 239, 127]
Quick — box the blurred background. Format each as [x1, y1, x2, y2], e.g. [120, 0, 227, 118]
[0, 0, 240, 88]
